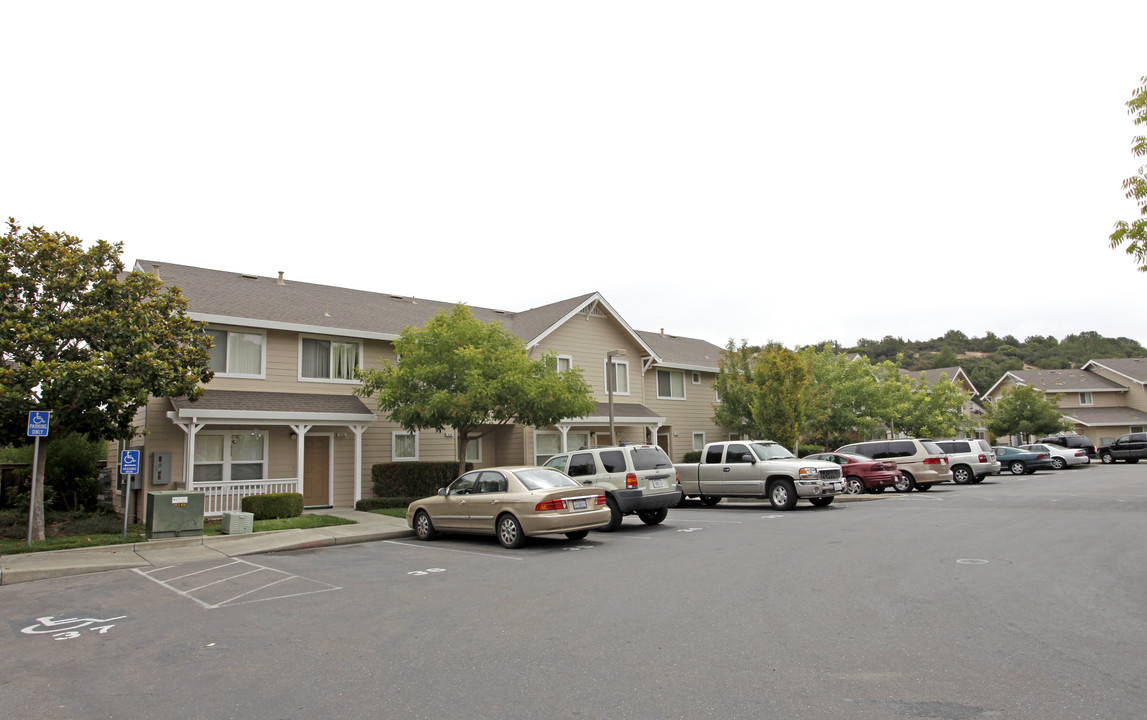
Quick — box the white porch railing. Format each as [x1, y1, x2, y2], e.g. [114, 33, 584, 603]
[193, 478, 302, 517]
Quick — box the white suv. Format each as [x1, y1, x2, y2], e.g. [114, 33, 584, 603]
[934, 439, 1001, 484]
[543, 444, 682, 531]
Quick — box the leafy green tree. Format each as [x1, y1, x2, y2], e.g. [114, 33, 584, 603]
[355, 304, 596, 476]
[931, 346, 959, 368]
[1, 219, 213, 540]
[984, 385, 1072, 442]
[899, 371, 974, 438]
[0, 432, 106, 511]
[799, 346, 885, 449]
[1110, 76, 1147, 269]
[712, 340, 759, 438]
[751, 344, 808, 449]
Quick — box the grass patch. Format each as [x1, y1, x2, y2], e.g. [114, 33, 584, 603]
[370, 507, 408, 519]
[0, 509, 357, 556]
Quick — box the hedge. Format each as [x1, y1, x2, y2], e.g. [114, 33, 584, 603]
[370, 462, 472, 499]
[355, 496, 420, 511]
[682, 451, 702, 463]
[241, 492, 303, 520]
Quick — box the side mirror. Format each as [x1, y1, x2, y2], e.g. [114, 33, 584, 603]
[742, 454, 755, 464]
[437, 488, 447, 496]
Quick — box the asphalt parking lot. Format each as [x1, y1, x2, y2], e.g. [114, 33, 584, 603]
[3, 462, 1145, 720]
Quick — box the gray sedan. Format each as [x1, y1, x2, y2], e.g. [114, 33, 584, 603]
[1020, 443, 1090, 470]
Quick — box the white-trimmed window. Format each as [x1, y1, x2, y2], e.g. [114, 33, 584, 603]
[465, 437, 482, 463]
[1132, 426, 1144, 434]
[193, 431, 267, 483]
[206, 328, 265, 378]
[605, 360, 630, 395]
[547, 354, 573, 373]
[657, 370, 686, 399]
[301, 337, 361, 381]
[692, 371, 701, 385]
[1079, 392, 1093, 406]
[393, 432, 419, 461]
[693, 432, 706, 451]
[568, 432, 590, 451]
[534, 431, 561, 465]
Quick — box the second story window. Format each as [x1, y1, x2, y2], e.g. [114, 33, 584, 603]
[301, 338, 360, 381]
[606, 360, 629, 395]
[206, 328, 264, 377]
[657, 370, 686, 399]
[1079, 392, 1093, 406]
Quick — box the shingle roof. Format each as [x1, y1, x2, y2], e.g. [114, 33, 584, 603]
[170, 390, 375, 419]
[636, 330, 723, 371]
[900, 366, 978, 395]
[1082, 358, 1147, 385]
[1007, 368, 1126, 392]
[1062, 406, 1147, 427]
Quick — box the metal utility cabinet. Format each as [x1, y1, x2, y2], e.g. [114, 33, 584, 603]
[145, 491, 205, 539]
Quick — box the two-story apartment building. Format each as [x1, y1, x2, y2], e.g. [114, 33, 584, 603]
[113, 261, 726, 519]
[982, 360, 1147, 446]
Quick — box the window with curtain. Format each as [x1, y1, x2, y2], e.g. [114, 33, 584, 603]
[465, 437, 482, 462]
[657, 370, 686, 399]
[205, 328, 264, 376]
[302, 338, 360, 380]
[534, 432, 561, 464]
[193, 432, 266, 483]
[394, 432, 418, 460]
[606, 360, 629, 394]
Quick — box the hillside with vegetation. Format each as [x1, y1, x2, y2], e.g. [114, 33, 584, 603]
[831, 331, 1146, 398]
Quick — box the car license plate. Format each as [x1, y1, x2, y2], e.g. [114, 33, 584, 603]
[572, 499, 587, 510]
[652, 479, 665, 488]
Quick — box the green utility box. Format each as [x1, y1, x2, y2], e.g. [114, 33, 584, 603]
[145, 491, 205, 539]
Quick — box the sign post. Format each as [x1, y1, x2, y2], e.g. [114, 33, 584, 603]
[120, 449, 141, 537]
[26, 411, 51, 546]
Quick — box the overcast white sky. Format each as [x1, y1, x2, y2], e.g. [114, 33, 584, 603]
[4, 2, 1145, 351]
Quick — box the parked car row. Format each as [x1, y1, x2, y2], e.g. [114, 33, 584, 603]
[405, 434, 1102, 549]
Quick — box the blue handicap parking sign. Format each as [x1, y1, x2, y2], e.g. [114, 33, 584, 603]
[120, 450, 141, 475]
[27, 411, 51, 437]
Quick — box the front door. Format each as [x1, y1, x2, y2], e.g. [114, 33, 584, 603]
[303, 435, 330, 507]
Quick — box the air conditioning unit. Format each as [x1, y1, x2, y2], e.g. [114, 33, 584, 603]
[221, 511, 254, 535]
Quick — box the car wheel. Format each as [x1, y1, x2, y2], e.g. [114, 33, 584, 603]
[700, 495, 721, 506]
[565, 529, 589, 541]
[916, 483, 932, 491]
[893, 472, 914, 493]
[1101, 452, 1114, 464]
[1051, 457, 1066, 470]
[596, 495, 624, 532]
[496, 513, 526, 549]
[971, 475, 985, 484]
[1009, 460, 1026, 475]
[769, 480, 798, 511]
[952, 465, 972, 484]
[809, 497, 833, 507]
[845, 476, 865, 495]
[637, 507, 669, 525]
[413, 510, 438, 540]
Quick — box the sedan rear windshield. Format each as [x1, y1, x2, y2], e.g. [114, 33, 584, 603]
[516, 468, 579, 490]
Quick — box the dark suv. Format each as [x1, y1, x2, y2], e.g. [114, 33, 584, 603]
[1098, 432, 1147, 464]
[1036, 434, 1096, 459]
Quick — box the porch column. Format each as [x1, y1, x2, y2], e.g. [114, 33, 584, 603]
[646, 423, 663, 446]
[289, 424, 313, 495]
[350, 425, 368, 504]
[173, 419, 205, 491]
[555, 424, 572, 452]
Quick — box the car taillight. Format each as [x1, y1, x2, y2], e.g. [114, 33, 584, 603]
[535, 498, 567, 511]
[595, 494, 607, 506]
[977, 454, 987, 462]
[1038, 453, 1048, 459]
[924, 457, 942, 465]
[1075, 452, 1085, 457]
[626, 472, 638, 489]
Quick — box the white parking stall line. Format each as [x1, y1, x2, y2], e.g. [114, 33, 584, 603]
[383, 540, 524, 560]
[134, 559, 342, 610]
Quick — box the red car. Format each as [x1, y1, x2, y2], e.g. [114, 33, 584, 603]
[804, 452, 902, 494]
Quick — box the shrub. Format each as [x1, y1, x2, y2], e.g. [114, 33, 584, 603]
[798, 444, 825, 457]
[356, 496, 420, 511]
[241, 492, 304, 520]
[371, 462, 472, 498]
[682, 451, 702, 463]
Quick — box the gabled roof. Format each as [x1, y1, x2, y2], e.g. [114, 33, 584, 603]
[1061, 406, 1147, 427]
[135, 261, 671, 358]
[636, 330, 723, 372]
[1081, 358, 1147, 386]
[983, 368, 1126, 399]
[901, 366, 978, 396]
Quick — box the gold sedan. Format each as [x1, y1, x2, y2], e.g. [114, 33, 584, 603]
[407, 467, 610, 548]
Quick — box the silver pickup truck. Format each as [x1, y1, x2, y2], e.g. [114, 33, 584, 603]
[674, 440, 844, 510]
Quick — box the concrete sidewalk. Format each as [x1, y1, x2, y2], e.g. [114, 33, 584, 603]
[0, 509, 412, 586]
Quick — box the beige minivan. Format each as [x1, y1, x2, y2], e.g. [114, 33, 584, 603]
[835, 438, 951, 492]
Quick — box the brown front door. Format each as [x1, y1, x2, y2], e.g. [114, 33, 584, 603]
[303, 435, 330, 507]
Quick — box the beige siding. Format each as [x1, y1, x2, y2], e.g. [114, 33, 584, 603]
[643, 369, 724, 462]
[531, 313, 648, 402]
[1087, 366, 1147, 412]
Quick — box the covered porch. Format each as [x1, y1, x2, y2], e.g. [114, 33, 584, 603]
[539, 402, 667, 461]
[167, 390, 376, 516]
